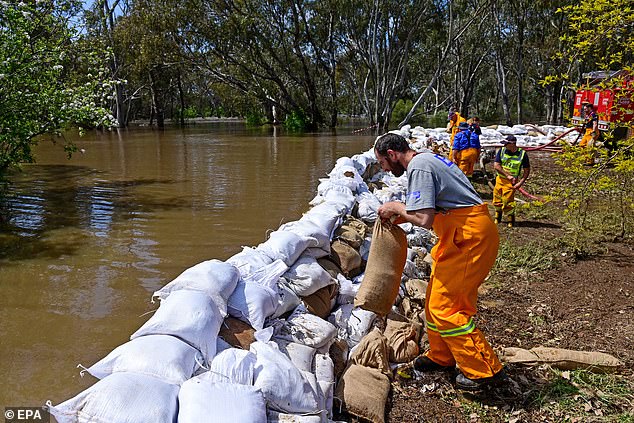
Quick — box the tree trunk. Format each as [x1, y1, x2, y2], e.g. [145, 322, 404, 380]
[495, 53, 512, 126]
[177, 72, 185, 127]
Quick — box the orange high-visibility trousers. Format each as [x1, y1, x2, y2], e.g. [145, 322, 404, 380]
[454, 148, 479, 177]
[424, 204, 503, 379]
[493, 176, 516, 215]
[579, 128, 596, 164]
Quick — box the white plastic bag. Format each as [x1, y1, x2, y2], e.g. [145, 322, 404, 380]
[329, 304, 377, 349]
[152, 259, 240, 315]
[282, 255, 336, 297]
[277, 305, 337, 349]
[257, 230, 319, 267]
[314, 353, 335, 417]
[47, 372, 179, 423]
[81, 334, 203, 385]
[201, 348, 257, 385]
[131, 290, 222, 362]
[228, 247, 274, 277]
[250, 341, 320, 413]
[355, 191, 382, 223]
[273, 339, 317, 373]
[227, 280, 278, 330]
[178, 379, 266, 423]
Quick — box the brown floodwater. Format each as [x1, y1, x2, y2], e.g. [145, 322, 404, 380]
[0, 122, 375, 408]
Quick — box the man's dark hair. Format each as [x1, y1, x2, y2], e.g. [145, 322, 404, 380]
[374, 133, 410, 156]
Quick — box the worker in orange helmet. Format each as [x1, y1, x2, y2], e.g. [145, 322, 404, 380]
[447, 108, 466, 159]
[493, 135, 530, 227]
[374, 133, 506, 391]
[451, 121, 481, 180]
[578, 103, 599, 165]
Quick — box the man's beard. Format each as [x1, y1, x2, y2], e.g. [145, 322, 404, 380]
[390, 159, 406, 177]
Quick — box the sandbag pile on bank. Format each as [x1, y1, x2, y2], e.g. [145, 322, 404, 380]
[47, 144, 439, 423]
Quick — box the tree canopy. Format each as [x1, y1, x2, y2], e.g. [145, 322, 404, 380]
[0, 0, 115, 176]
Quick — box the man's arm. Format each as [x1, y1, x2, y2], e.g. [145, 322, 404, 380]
[377, 201, 435, 229]
[494, 161, 517, 184]
[513, 167, 530, 189]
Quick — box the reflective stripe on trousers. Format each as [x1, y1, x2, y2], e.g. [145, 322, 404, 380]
[425, 204, 503, 379]
[493, 176, 516, 215]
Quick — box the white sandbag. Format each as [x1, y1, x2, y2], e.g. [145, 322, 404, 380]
[228, 247, 274, 277]
[327, 165, 364, 193]
[322, 191, 356, 214]
[250, 341, 321, 413]
[329, 304, 377, 349]
[317, 179, 355, 197]
[217, 336, 232, 354]
[257, 230, 319, 267]
[47, 372, 179, 423]
[152, 259, 240, 315]
[81, 334, 203, 386]
[403, 259, 425, 280]
[200, 348, 256, 385]
[272, 280, 302, 318]
[178, 379, 266, 423]
[273, 339, 317, 373]
[277, 306, 337, 349]
[279, 219, 331, 253]
[350, 150, 377, 175]
[336, 274, 360, 305]
[283, 255, 337, 297]
[303, 201, 347, 230]
[266, 410, 327, 423]
[314, 353, 335, 417]
[131, 290, 222, 362]
[228, 280, 278, 330]
[359, 237, 372, 261]
[355, 191, 382, 223]
[244, 259, 289, 290]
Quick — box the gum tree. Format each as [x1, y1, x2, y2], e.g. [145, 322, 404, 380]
[0, 0, 115, 180]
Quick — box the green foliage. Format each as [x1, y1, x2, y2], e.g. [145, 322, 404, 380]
[0, 0, 114, 178]
[390, 99, 414, 125]
[284, 110, 308, 131]
[245, 110, 266, 126]
[553, 137, 634, 242]
[426, 112, 449, 129]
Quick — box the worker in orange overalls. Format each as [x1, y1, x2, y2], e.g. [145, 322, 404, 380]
[375, 133, 506, 391]
[451, 121, 481, 180]
[447, 109, 466, 158]
[578, 103, 599, 165]
[493, 135, 530, 227]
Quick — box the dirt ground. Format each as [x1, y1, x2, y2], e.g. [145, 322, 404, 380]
[386, 219, 634, 422]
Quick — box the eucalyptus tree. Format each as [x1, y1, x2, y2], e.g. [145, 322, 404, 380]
[0, 0, 114, 179]
[337, 0, 431, 129]
[176, 0, 340, 129]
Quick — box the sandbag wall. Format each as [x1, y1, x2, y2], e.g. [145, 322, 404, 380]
[46, 137, 438, 423]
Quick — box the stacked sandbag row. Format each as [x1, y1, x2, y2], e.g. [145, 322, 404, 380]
[393, 123, 581, 150]
[46, 144, 435, 423]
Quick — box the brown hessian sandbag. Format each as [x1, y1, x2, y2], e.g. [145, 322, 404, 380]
[354, 220, 407, 316]
[349, 328, 391, 375]
[301, 283, 338, 319]
[317, 257, 342, 279]
[335, 364, 390, 423]
[334, 216, 368, 249]
[384, 318, 421, 363]
[330, 240, 363, 278]
[500, 346, 623, 373]
[218, 316, 256, 349]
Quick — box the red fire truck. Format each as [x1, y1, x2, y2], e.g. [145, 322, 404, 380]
[572, 71, 634, 137]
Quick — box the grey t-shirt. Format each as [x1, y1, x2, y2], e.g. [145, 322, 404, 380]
[405, 153, 483, 211]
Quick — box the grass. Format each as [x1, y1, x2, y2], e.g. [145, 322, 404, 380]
[525, 369, 634, 421]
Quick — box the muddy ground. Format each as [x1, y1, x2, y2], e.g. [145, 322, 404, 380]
[387, 223, 634, 422]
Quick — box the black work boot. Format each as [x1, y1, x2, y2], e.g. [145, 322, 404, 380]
[494, 211, 502, 224]
[508, 214, 516, 228]
[413, 355, 455, 372]
[456, 369, 508, 391]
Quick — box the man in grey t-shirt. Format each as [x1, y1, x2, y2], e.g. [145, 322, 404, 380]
[375, 133, 505, 391]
